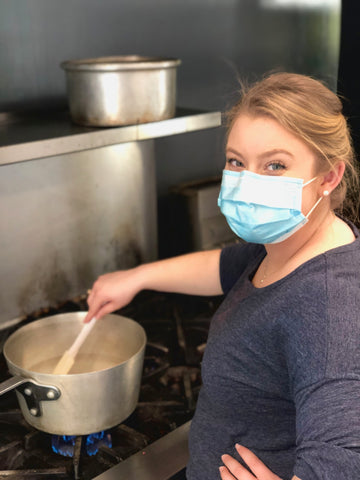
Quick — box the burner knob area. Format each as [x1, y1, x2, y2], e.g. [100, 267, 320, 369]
[30, 407, 38, 416]
[24, 387, 33, 396]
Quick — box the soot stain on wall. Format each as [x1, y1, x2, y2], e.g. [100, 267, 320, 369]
[17, 254, 73, 316]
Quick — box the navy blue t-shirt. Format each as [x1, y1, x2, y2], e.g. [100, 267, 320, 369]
[187, 229, 360, 479]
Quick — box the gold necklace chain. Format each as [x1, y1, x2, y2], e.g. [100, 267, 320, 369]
[260, 245, 303, 284]
[259, 255, 284, 284]
[260, 256, 269, 284]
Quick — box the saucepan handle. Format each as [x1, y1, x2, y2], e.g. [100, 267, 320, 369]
[0, 375, 61, 417]
[0, 375, 29, 395]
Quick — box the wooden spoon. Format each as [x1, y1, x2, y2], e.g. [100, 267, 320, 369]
[52, 317, 97, 375]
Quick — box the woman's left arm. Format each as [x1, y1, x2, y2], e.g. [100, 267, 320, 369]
[219, 444, 300, 480]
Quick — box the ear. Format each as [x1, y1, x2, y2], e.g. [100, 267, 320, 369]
[319, 161, 345, 195]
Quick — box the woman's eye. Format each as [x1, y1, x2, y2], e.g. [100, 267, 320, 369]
[226, 158, 244, 169]
[267, 162, 286, 172]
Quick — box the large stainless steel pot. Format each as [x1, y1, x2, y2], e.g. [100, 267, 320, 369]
[61, 55, 181, 127]
[0, 312, 146, 435]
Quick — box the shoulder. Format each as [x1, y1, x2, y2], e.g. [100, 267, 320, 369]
[323, 226, 360, 290]
[220, 242, 265, 294]
[221, 241, 265, 263]
[281, 238, 360, 388]
[282, 220, 360, 295]
[281, 232, 360, 327]
[322, 234, 360, 375]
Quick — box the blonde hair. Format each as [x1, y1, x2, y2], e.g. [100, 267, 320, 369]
[226, 72, 359, 223]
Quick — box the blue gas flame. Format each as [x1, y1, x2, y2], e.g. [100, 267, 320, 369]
[52, 431, 112, 457]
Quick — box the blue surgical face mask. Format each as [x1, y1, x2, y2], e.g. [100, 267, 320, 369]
[217, 170, 322, 244]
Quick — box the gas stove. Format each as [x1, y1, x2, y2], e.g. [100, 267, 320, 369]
[0, 291, 222, 479]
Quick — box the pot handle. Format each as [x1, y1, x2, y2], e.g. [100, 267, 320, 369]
[0, 375, 29, 395]
[0, 375, 61, 417]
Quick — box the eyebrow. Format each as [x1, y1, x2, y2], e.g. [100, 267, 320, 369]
[258, 148, 294, 159]
[226, 147, 294, 159]
[226, 147, 245, 158]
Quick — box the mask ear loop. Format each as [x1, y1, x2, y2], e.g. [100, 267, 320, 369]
[303, 177, 318, 187]
[305, 190, 330, 219]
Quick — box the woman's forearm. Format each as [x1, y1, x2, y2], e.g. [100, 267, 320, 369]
[136, 249, 223, 296]
[85, 249, 223, 321]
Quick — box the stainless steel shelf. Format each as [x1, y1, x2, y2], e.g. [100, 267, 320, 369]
[0, 108, 221, 166]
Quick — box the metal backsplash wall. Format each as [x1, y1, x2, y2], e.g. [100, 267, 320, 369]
[0, 142, 157, 325]
[0, 0, 341, 324]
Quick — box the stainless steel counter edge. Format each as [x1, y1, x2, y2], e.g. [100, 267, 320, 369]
[0, 109, 221, 166]
[93, 421, 191, 480]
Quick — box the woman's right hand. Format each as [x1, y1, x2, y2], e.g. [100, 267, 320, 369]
[84, 268, 143, 322]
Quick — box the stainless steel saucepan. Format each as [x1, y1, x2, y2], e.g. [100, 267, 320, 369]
[0, 312, 146, 435]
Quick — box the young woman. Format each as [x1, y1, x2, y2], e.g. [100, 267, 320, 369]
[85, 73, 360, 480]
